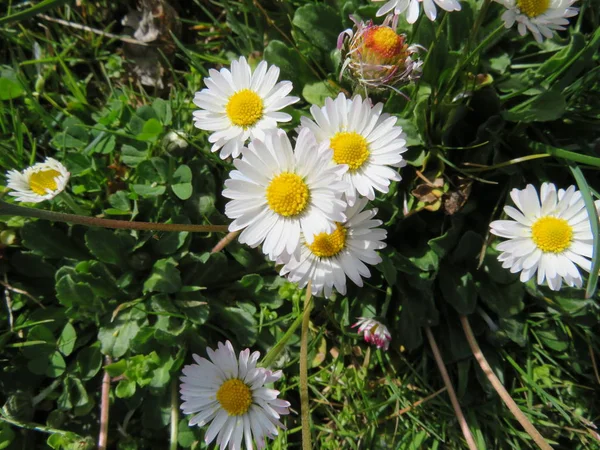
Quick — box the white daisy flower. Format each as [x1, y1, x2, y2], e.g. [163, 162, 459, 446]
[490, 183, 600, 291]
[180, 341, 290, 450]
[352, 317, 392, 350]
[496, 0, 578, 43]
[193, 56, 300, 159]
[300, 93, 407, 206]
[279, 197, 387, 298]
[373, 0, 461, 24]
[6, 157, 70, 203]
[223, 128, 348, 261]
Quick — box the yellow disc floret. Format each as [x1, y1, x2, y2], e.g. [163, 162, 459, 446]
[266, 172, 310, 217]
[517, 0, 550, 17]
[330, 132, 370, 171]
[216, 379, 253, 416]
[29, 169, 60, 195]
[226, 89, 264, 128]
[364, 26, 405, 60]
[531, 216, 573, 253]
[307, 223, 347, 258]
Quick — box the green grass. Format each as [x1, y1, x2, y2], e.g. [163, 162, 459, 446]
[1, 0, 600, 449]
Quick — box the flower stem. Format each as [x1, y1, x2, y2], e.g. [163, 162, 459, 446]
[170, 379, 179, 450]
[58, 192, 88, 216]
[0, 200, 229, 233]
[460, 315, 553, 450]
[0, 414, 77, 437]
[299, 282, 313, 450]
[261, 313, 304, 368]
[211, 230, 241, 253]
[425, 326, 478, 450]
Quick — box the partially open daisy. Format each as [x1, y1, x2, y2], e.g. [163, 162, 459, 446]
[490, 183, 600, 291]
[180, 341, 290, 450]
[352, 317, 392, 350]
[337, 16, 423, 91]
[373, 0, 461, 23]
[223, 128, 348, 261]
[6, 157, 69, 203]
[279, 197, 387, 298]
[496, 0, 578, 43]
[193, 56, 299, 159]
[300, 93, 407, 206]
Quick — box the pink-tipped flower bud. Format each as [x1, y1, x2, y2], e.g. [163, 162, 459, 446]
[338, 16, 423, 93]
[352, 317, 392, 351]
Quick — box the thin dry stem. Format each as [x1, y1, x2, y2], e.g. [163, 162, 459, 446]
[460, 315, 553, 450]
[425, 326, 478, 450]
[98, 356, 112, 450]
[210, 230, 240, 253]
[299, 282, 313, 450]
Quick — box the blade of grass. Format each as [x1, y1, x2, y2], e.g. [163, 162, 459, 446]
[530, 142, 600, 168]
[568, 163, 600, 298]
[0, 0, 72, 26]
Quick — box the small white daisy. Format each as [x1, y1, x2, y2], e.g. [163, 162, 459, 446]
[180, 341, 290, 450]
[496, 0, 578, 43]
[223, 128, 348, 261]
[373, 0, 461, 23]
[279, 197, 387, 298]
[300, 93, 407, 206]
[490, 183, 600, 291]
[6, 157, 70, 203]
[193, 56, 300, 159]
[352, 317, 392, 350]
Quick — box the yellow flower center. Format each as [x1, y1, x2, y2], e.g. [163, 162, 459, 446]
[266, 172, 310, 217]
[517, 0, 550, 17]
[330, 132, 369, 171]
[307, 223, 347, 258]
[216, 379, 252, 416]
[226, 89, 264, 128]
[364, 26, 405, 60]
[531, 216, 573, 253]
[29, 169, 60, 195]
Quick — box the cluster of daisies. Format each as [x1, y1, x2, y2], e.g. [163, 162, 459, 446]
[194, 56, 407, 299]
[372, 0, 579, 44]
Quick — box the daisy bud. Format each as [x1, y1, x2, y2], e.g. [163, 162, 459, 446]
[353, 317, 392, 351]
[338, 16, 423, 93]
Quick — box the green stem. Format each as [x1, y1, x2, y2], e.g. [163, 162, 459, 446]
[467, 0, 493, 53]
[461, 153, 551, 172]
[0, 201, 229, 233]
[260, 314, 304, 368]
[299, 283, 313, 450]
[380, 285, 393, 318]
[440, 24, 505, 101]
[530, 142, 600, 168]
[0, 414, 77, 437]
[170, 379, 179, 450]
[58, 192, 87, 216]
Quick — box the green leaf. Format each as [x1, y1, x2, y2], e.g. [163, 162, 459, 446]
[218, 305, 258, 347]
[76, 345, 103, 380]
[171, 165, 193, 200]
[143, 258, 182, 294]
[0, 422, 16, 449]
[133, 184, 166, 197]
[503, 90, 566, 122]
[21, 222, 88, 259]
[98, 306, 146, 358]
[477, 280, 525, 318]
[51, 117, 89, 149]
[122, 144, 148, 167]
[55, 274, 95, 308]
[152, 98, 172, 125]
[439, 265, 477, 315]
[116, 379, 137, 398]
[264, 40, 314, 95]
[46, 351, 66, 377]
[302, 81, 338, 106]
[293, 4, 342, 52]
[0, 72, 24, 100]
[11, 252, 55, 278]
[57, 323, 77, 356]
[85, 228, 136, 265]
[136, 118, 163, 141]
